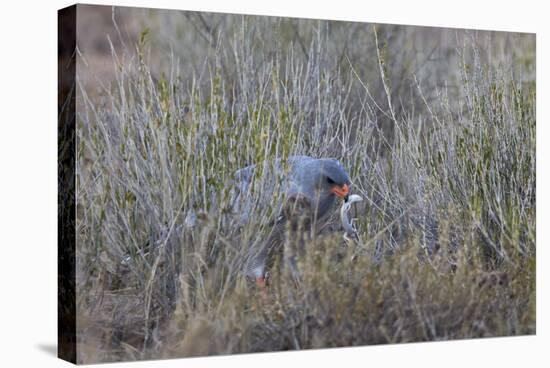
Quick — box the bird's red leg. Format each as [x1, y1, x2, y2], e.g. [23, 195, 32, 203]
[255, 276, 268, 301]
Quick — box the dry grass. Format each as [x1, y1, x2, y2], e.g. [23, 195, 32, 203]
[73, 7, 535, 364]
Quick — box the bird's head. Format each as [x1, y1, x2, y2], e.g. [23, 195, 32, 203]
[318, 159, 351, 200]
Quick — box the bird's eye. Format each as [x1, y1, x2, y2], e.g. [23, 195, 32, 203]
[326, 177, 336, 185]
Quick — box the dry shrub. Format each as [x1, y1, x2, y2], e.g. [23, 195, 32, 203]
[74, 8, 535, 363]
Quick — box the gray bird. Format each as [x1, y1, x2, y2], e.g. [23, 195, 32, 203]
[232, 155, 351, 288]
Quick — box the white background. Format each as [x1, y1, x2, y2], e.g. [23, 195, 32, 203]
[0, 0, 547, 366]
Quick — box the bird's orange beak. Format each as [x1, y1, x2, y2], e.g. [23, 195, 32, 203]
[330, 183, 349, 198]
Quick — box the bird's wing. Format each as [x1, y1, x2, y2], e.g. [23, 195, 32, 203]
[230, 158, 290, 225]
[234, 164, 255, 192]
[229, 164, 255, 224]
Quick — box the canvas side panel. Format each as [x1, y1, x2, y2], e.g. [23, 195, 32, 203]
[58, 4, 77, 364]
